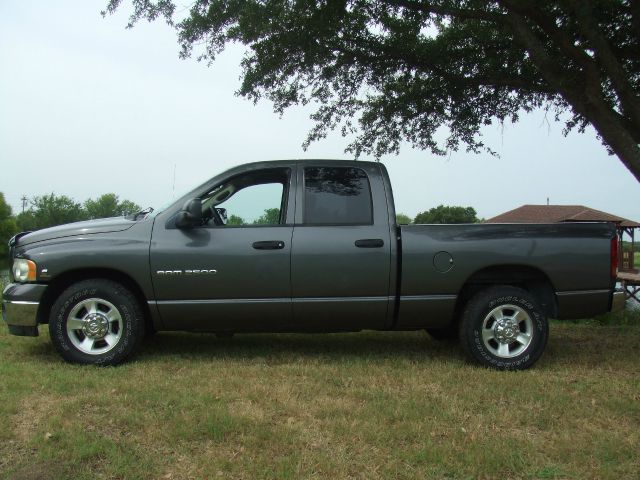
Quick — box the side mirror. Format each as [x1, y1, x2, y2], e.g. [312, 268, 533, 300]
[175, 198, 203, 229]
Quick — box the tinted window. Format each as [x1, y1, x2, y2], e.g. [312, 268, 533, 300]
[304, 167, 372, 224]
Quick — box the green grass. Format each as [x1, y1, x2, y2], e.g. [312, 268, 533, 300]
[1, 308, 639, 479]
[564, 306, 640, 327]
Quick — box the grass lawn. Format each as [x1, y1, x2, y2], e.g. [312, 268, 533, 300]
[1, 275, 639, 479]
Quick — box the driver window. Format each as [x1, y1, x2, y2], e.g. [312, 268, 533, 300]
[204, 169, 288, 227]
[219, 183, 284, 225]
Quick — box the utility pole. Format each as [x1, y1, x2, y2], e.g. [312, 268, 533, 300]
[21, 195, 28, 213]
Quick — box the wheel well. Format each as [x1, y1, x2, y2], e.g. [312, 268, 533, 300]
[453, 265, 558, 322]
[37, 268, 153, 333]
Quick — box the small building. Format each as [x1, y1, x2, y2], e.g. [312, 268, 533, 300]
[485, 205, 640, 272]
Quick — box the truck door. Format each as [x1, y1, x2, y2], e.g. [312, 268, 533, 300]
[290, 164, 393, 330]
[150, 167, 294, 331]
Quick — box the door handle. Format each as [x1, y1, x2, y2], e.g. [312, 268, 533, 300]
[355, 238, 384, 248]
[252, 241, 285, 250]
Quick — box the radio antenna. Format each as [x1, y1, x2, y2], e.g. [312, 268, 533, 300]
[172, 164, 177, 198]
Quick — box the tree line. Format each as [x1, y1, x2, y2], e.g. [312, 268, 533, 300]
[397, 205, 480, 225]
[0, 192, 140, 262]
[1, 191, 479, 261]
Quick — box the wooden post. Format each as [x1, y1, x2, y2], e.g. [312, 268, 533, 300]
[631, 228, 636, 271]
[618, 228, 624, 270]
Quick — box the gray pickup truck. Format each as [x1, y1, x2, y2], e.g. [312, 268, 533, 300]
[3, 160, 624, 369]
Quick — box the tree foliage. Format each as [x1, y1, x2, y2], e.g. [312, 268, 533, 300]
[414, 205, 478, 224]
[0, 193, 18, 262]
[253, 208, 281, 225]
[16, 194, 86, 231]
[105, 0, 640, 181]
[11, 193, 141, 233]
[396, 213, 412, 224]
[84, 193, 141, 219]
[226, 214, 246, 225]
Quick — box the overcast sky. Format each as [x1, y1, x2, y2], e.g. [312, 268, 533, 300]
[2, 0, 639, 222]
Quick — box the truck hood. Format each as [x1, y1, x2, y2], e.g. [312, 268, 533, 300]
[15, 217, 137, 246]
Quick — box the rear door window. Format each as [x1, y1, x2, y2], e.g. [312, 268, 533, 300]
[303, 167, 373, 225]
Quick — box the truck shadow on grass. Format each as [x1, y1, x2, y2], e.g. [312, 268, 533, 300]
[137, 325, 639, 369]
[137, 331, 462, 364]
[17, 325, 640, 369]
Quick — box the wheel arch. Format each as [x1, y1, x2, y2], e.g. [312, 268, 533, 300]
[454, 265, 558, 321]
[37, 268, 153, 333]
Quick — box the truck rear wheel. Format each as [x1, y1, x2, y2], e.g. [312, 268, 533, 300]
[49, 279, 144, 365]
[459, 286, 548, 370]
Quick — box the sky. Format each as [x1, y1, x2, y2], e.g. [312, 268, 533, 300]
[1, 0, 640, 223]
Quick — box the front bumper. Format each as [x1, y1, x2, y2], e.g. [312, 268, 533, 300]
[2, 283, 48, 337]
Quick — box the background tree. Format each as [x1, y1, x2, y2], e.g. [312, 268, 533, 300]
[0, 193, 18, 264]
[105, 1, 640, 182]
[16, 194, 86, 231]
[84, 193, 141, 219]
[396, 213, 412, 225]
[253, 208, 281, 225]
[414, 205, 478, 224]
[227, 214, 246, 225]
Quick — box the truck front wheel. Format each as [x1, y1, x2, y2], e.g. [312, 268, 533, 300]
[459, 286, 548, 370]
[49, 279, 144, 365]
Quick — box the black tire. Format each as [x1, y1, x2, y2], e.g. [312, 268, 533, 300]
[459, 286, 549, 370]
[426, 325, 458, 341]
[49, 279, 145, 365]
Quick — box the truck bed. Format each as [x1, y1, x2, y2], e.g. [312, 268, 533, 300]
[396, 222, 615, 328]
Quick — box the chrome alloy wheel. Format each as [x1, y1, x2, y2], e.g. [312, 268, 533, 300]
[481, 304, 533, 358]
[66, 298, 123, 355]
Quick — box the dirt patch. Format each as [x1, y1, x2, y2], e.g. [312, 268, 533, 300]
[228, 399, 266, 422]
[8, 461, 67, 480]
[11, 394, 60, 443]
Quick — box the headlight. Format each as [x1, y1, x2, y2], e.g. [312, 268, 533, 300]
[12, 259, 37, 282]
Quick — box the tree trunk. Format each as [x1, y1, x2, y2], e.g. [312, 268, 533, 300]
[583, 101, 640, 183]
[504, 8, 640, 182]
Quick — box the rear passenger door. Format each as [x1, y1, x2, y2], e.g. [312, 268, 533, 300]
[289, 164, 392, 330]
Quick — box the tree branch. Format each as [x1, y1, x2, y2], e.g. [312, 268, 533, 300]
[497, 0, 596, 73]
[566, 0, 640, 132]
[505, 8, 640, 182]
[382, 0, 507, 23]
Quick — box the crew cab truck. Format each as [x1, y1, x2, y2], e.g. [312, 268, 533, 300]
[3, 160, 625, 369]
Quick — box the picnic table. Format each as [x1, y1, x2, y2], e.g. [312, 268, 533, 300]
[618, 270, 640, 304]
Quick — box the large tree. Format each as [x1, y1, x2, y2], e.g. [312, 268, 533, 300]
[105, 1, 640, 181]
[16, 194, 86, 231]
[414, 204, 478, 224]
[396, 213, 412, 224]
[253, 207, 281, 224]
[84, 193, 141, 219]
[0, 193, 18, 262]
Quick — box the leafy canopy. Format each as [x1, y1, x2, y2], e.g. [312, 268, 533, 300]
[396, 213, 412, 225]
[0, 193, 18, 261]
[84, 193, 141, 219]
[414, 205, 478, 224]
[252, 207, 281, 225]
[105, 0, 640, 181]
[14, 193, 141, 232]
[16, 194, 85, 231]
